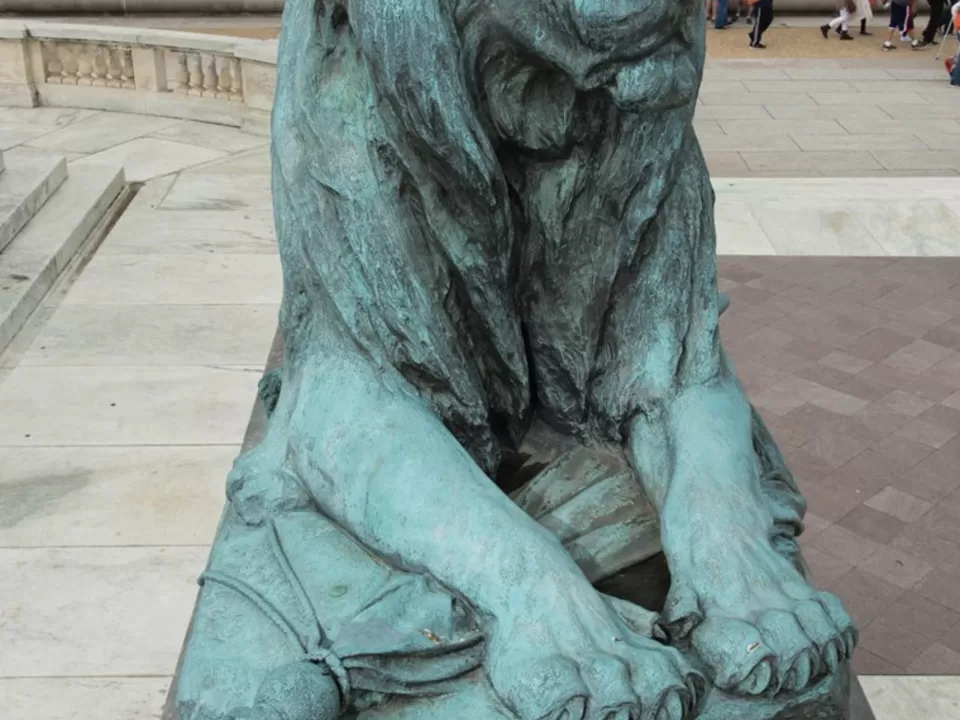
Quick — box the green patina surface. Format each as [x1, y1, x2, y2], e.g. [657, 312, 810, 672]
[175, 2, 858, 719]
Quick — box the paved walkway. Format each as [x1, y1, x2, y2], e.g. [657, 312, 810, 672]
[720, 256, 960, 675]
[0, 108, 278, 719]
[698, 59, 960, 177]
[1, 56, 960, 719]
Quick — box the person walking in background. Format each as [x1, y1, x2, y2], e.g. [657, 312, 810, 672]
[858, 0, 875, 34]
[714, 0, 736, 29]
[884, 0, 921, 49]
[749, 0, 775, 48]
[822, 0, 859, 40]
[918, 0, 946, 47]
[822, 0, 875, 39]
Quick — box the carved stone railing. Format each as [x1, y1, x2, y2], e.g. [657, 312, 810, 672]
[0, 20, 277, 135]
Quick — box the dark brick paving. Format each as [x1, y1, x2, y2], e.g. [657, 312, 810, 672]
[720, 256, 960, 676]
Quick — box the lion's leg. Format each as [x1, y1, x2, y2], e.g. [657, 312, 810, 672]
[231, 332, 704, 720]
[603, 144, 856, 697]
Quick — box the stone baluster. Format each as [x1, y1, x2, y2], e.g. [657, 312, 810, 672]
[229, 57, 243, 101]
[60, 44, 80, 85]
[188, 52, 204, 96]
[44, 43, 63, 84]
[217, 56, 233, 99]
[120, 48, 135, 89]
[91, 46, 108, 87]
[76, 45, 93, 85]
[203, 54, 219, 97]
[175, 52, 190, 94]
[106, 46, 123, 88]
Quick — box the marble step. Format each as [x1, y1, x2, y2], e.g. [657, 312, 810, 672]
[0, 149, 68, 255]
[0, 162, 125, 355]
[0, 149, 5, 175]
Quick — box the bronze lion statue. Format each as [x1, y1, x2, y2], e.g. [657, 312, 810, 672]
[174, 3, 857, 720]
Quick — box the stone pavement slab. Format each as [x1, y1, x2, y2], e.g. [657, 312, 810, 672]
[0, 678, 171, 720]
[696, 59, 960, 177]
[0, 446, 237, 547]
[0, 108, 280, 720]
[713, 178, 960, 256]
[0, 546, 209, 677]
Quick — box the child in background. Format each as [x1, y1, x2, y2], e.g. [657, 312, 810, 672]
[884, 0, 920, 49]
[822, 0, 858, 40]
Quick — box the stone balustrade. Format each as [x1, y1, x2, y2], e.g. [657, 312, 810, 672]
[0, 20, 277, 135]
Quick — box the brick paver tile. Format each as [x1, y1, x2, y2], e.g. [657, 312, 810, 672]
[838, 505, 907, 545]
[851, 402, 911, 436]
[832, 280, 903, 306]
[869, 435, 934, 473]
[774, 404, 844, 447]
[827, 312, 883, 341]
[918, 500, 960, 545]
[782, 446, 840, 485]
[876, 591, 960, 642]
[906, 643, 960, 674]
[859, 546, 934, 590]
[883, 339, 955, 375]
[779, 337, 835, 363]
[852, 649, 904, 675]
[820, 351, 873, 375]
[801, 481, 871, 524]
[797, 364, 893, 404]
[811, 525, 880, 566]
[730, 327, 795, 360]
[924, 325, 960, 352]
[903, 375, 960, 403]
[845, 328, 916, 363]
[878, 390, 936, 418]
[833, 417, 891, 447]
[823, 458, 890, 498]
[801, 513, 831, 541]
[864, 486, 934, 523]
[808, 389, 870, 417]
[894, 418, 958, 450]
[944, 389, 960, 412]
[803, 546, 854, 591]
[721, 316, 767, 344]
[803, 429, 868, 469]
[780, 284, 830, 307]
[929, 355, 960, 391]
[941, 622, 960, 655]
[902, 447, 960, 502]
[859, 617, 932, 667]
[889, 525, 960, 568]
[857, 362, 918, 394]
[916, 404, 960, 434]
[914, 567, 960, 613]
[830, 569, 905, 628]
[873, 286, 939, 313]
[760, 350, 817, 376]
[751, 379, 815, 417]
[717, 261, 762, 283]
